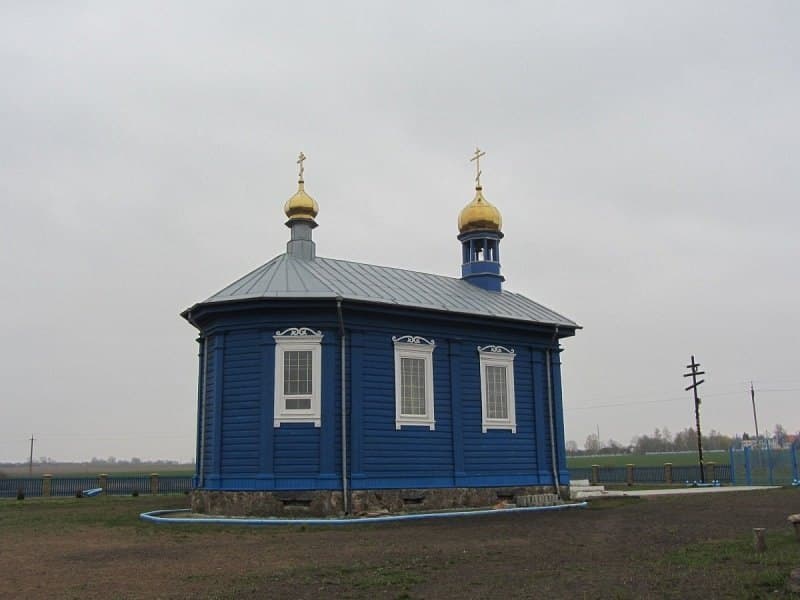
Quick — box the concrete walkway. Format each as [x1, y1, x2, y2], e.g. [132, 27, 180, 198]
[627, 485, 781, 497]
[570, 479, 782, 500]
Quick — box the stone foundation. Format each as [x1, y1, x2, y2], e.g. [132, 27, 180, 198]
[191, 485, 564, 518]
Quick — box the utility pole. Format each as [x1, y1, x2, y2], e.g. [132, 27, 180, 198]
[28, 434, 35, 476]
[683, 356, 706, 483]
[750, 381, 760, 448]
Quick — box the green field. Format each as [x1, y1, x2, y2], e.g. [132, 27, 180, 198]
[567, 450, 728, 469]
[0, 463, 194, 478]
[2, 489, 798, 598]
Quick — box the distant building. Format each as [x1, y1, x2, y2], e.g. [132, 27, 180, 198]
[182, 153, 580, 516]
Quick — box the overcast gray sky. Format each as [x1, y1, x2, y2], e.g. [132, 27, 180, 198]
[1, 1, 798, 462]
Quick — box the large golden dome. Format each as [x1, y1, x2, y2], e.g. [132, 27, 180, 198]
[284, 180, 319, 222]
[458, 186, 502, 233]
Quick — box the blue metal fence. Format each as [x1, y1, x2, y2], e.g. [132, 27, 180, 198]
[0, 478, 43, 498]
[50, 477, 98, 497]
[570, 444, 799, 486]
[5, 450, 798, 496]
[0, 476, 193, 498]
[714, 463, 731, 482]
[160, 476, 193, 494]
[729, 445, 799, 486]
[106, 476, 151, 495]
[672, 465, 703, 483]
[633, 466, 665, 483]
[570, 467, 592, 481]
[597, 466, 627, 483]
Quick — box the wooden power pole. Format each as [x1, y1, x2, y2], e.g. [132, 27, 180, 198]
[683, 356, 706, 483]
[750, 381, 760, 448]
[28, 434, 35, 476]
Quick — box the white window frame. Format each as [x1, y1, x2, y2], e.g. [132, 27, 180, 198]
[392, 335, 436, 430]
[478, 345, 516, 433]
[273, 328, 323, 427]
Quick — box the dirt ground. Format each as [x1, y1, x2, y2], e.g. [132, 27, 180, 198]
[1, 488, 798, 599]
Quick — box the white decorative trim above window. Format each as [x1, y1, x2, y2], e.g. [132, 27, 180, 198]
[273, 329, 323, 427]
[275, 327, 323, 337]
[477, 344, 515, 355]
[393, 335, 436, 430]
[391, 335, 435, 345]
[478, 345, 516, 433]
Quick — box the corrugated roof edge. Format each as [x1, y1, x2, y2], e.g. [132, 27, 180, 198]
[182, 293, 580, 330]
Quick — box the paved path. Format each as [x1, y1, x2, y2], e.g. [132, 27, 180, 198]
[626, 485, 781, 496]
[570, 480, 784, 500]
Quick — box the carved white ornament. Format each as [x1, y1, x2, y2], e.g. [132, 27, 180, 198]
[392, 335, 435, 345]
[275, 327, 323, 337]
[477, 344, 515, 355]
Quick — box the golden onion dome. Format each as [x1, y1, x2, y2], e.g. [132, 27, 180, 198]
[458, 186, 502, 233]
[284, 180, 319, 222]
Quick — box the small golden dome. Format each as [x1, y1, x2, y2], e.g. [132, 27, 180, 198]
[284, 180, 319, 222]
[458, 186, 502, 233]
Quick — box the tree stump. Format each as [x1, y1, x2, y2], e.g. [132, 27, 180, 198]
[753, 528, 766, 553]
[788, 567, 800, 593]
[788, 514, 800, 542]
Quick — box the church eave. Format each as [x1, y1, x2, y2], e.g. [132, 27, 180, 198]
[182, 293, 579, 336]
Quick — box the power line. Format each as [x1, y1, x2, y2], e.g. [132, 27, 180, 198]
[567, 397, 686, 411]
[566, 387, 798, 412]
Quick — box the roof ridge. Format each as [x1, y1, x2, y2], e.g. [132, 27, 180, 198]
[286, 255, 339, 294]
[259, 253, 286, 292]
[204, 253, 284, 301]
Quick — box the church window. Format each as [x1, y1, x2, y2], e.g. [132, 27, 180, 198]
[478, 345, 516, 433]
[273, 328, 323, 427]
[392, 336, 436, 430]
[283, 350, 312, 409]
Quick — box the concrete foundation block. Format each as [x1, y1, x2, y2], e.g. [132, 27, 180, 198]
[191, 485, 559, 517]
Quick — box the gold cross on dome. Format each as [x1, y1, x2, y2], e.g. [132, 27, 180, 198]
[470, 147, 486, 187]
[297, 152, 307, 181]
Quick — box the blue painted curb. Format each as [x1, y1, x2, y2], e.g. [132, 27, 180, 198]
[140, 501, 588, 527]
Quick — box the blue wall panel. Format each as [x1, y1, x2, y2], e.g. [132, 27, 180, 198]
[357, 331, 454, 485]
[551, 350, 570, 484]
[192, 300, 570, 492]
[220, 329, 261, 474]
[273, 424, 321, 476]
[201, 335, 216, 478]
[460, 345, 537, 479]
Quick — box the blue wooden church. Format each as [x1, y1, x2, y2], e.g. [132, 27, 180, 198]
[183, 152, 579, 516]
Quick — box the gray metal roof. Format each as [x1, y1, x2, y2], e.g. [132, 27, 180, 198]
[198, 254, 578, 328]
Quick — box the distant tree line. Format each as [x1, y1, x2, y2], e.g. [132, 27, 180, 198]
[1, 456, 195, 467]
[567, 423, 796, 456]
[85, 456, 189, 466]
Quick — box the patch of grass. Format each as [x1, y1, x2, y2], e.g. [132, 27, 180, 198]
[0, 494, 190, 532]
[211, 561, 426, 599]
[665, 531, 800, 598]
[339, 564, 423, 589]
[602, 483, 687, 491]
[568, 450, 728, 469]
[290, 560, 426, 591]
